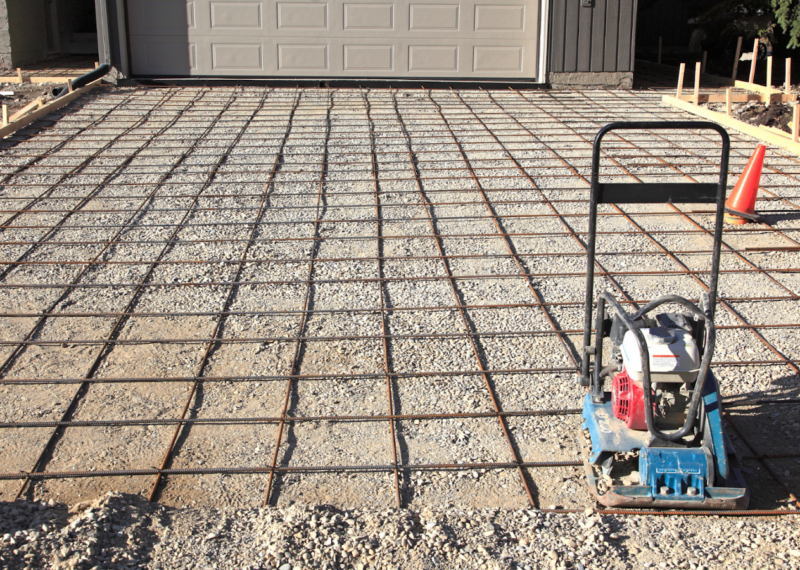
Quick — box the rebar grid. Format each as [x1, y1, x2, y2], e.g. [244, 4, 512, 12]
[0, 85, 798, 514]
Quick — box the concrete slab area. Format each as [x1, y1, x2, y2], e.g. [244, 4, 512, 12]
[0, 85, 797, 525]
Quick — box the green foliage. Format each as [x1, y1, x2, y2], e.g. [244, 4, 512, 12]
[698, 0, 800, 48]
[772, 0, 800, 48]
[699, 0, 774, 39]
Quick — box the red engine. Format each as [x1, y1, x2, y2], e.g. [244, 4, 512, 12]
[612, 368, 650, 431]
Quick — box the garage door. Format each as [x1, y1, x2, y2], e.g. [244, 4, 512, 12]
[127, 0, 541, 78]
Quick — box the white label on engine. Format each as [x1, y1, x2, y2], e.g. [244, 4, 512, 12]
[651, 354, 679, 371]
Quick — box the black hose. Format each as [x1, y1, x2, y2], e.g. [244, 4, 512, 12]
[599, 292, 715, 443]
[598, 364, 618, 379]
[51, 63, 112, 99]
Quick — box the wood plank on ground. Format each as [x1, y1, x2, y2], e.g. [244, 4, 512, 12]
[661, 94, 800, 155]
[0, 79, 102, 139]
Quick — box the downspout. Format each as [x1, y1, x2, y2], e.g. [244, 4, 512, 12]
[538, 0, 551, 83]
[95, 0, 111, 65]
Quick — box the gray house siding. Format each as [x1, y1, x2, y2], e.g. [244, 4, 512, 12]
[549, 0, 637, 74]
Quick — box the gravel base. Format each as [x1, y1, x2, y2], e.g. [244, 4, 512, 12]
[1, 492, 799, 570]
[0, 86, 799, 552]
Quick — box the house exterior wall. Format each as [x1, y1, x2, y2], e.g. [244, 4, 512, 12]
[6, 0, 49, 65]
[93, 0, 641, 83]
[548, 0, 637, 84]
[0, 0, 12, 69]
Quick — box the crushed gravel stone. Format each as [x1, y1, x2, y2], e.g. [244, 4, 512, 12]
[1, 493, 799, 570]
[0, 84, 799, 568]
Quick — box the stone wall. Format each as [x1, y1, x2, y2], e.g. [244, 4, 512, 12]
[548, 71, 634, 89]
[0, 0, 13, 70]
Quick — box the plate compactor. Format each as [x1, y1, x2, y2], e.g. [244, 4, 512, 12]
[579, 122, 749, 509]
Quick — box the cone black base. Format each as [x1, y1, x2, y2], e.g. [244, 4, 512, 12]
[724, 207, 762, 222]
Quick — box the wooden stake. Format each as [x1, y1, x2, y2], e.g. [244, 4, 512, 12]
[693, 62, 701, 106]
[732, 36, 743, 79]
[676, 63, 686, 98]
[766, 55, 773, 106]
[794, 105, 799, 143]
[749, 38, 759, 83]
[16, 68, 22, 84]
[701, 51, 708, 74]
[786, 58, 792, 94]
[726, 88, 733, 116]
[658, 37, 662, 65]
[2, 105, 7, 127]
[67, 79, 73, 93]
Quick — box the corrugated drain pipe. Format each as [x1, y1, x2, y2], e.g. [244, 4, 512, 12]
[52, 64, 112, 99]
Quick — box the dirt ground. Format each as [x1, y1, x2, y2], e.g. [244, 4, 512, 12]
[710, 100, 797, 133]
[0, 56, 96, 116]
[0, 83, 55, 117]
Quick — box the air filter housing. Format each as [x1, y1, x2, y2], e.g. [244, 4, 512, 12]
[620, 327, 699, 384]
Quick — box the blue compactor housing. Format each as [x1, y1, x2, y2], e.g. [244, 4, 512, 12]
[578, 122, 749, 510]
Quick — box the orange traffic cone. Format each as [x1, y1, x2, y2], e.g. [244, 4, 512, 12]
[724, 144, 765, 225]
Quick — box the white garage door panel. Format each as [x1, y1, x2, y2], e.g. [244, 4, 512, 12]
[474, 5, 524, 30]
[131, 35, 532, 75]
[128, 0, 539, 39]
[132, 38, 199, 72]
[128, 0, 197, 32]
[473, 46, 522, 72]
[344, 4, 394, 30]
[278, 3, 329, 28]
[344, 45, 394, 71]
[127, 0, 540, 78]
[211, 2, 264, 28]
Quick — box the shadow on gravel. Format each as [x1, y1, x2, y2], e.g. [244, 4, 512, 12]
[0, 498, 69, 538]
[382, 281, 413, 506]
[722, 401, 800, 510]
[758, 211, 800, 225]
[152, 380, 208, 502]
[0, 493, 161, 570]
[722, 371, 800, 407]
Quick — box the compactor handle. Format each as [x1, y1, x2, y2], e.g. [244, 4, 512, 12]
[580, 122, 729, 388]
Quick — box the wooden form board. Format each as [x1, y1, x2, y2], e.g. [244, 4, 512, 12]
[662, 94, 800, 155]
[0, 76, 83, 84]
[680, 72, 796, 105]
[8, 98, 42, 122]
[0, 80, 102, 139]
[734, 79, 784, 96]
[676, 92, 796, 104]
